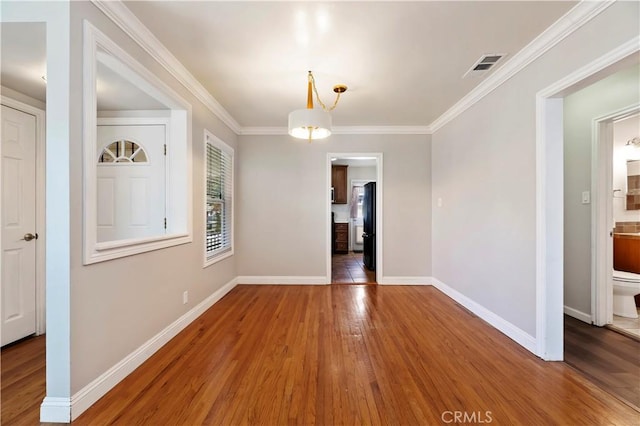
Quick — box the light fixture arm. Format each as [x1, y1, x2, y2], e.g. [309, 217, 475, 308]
[308, 71, 347, 112]
[307, 71, 314, 109]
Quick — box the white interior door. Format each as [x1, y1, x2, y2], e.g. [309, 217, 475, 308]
[96, 124, 166, 243]
[1, 105, 37, 346]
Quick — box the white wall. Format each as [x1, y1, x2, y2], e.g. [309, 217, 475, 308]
[237, 134, 431, 279]
[563, 65, 640, 317]
[613, 114, 640, 222]
[68, 2, 238, 393]
[432, 1, 640, 337]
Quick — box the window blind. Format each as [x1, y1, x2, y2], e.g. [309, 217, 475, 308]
[206, 138, 232, 259]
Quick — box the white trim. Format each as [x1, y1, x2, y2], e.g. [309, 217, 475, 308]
[536, 36, 640, 361]
[236, 276, 328, 285]
[432, 278, 537, 354]
[537, 37, 640, 100]
[40, 397, 71, 423]
[83, 21, 193, 265]
[203, 129, 235, 268]
[240, 126, 432, 136]
[563, 305, 592, 324]
[2, 3, 73, 420]
[429, 1, 614, 132]
[68, 277, 238, 420]
[378, 277, 431, 285]
[238, 127, 288, 136]
[327, 153, 383, 284]
[535, 96, 565, 361]
[90, 0, 241, 134]
[591, 104, 639, 326]
[0, 96, 46, 335]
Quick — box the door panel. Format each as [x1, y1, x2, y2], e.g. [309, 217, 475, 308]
[1, 105, 37, 346]
[96, 124, 165, 243]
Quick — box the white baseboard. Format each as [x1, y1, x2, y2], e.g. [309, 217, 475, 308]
[563, 305, 592, 323]
[378, 276, 431, 285]
[67, 277, 238, 421]
[237, 276, 328, 285]
[40, 397, 72, 423]
[431, 277, 537, 354]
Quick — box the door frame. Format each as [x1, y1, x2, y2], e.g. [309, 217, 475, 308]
[535, 36, 639, 360]
[1, 95, 47, 335]
[326, 153, 383, 284]
[591, 104, 640, 326]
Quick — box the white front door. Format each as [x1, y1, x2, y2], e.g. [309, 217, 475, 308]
[96, 124, 166, 243]
[1, 105, 37, 346]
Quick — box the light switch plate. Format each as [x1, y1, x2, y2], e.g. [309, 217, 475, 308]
[581, 191, 590, 204]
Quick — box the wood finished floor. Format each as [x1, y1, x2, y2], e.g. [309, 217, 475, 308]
[564, 315, 640, 411]
[1, 335, 46, 426]
[3, 286, 639, 425]
[331, 252, 376, 284]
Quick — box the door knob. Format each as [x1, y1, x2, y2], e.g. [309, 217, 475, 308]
[23, 233, 38, 241]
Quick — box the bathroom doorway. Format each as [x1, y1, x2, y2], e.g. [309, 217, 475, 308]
[594, 109, 640, 339]
[539, 58, 640, 411]
[536, 47, 640, 361]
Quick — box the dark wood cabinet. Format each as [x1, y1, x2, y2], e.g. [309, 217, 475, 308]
[614, 234, 640, 274]
[331, 165, 348, 204]
[334, 223, 349, 254]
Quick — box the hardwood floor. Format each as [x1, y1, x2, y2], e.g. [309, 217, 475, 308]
[1, 335, 46, 426]
[331, 252, 376, 284]
[564, 315, 640, 411]
[73, 286, 637, 424]
[3, 287, 639, 425]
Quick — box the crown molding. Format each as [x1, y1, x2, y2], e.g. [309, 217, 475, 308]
[428, 0, 615, 133]
[240, 125, 432, 136]
[333, 126, 432, 135]
[91, 0, 242, 134]
[239, 127, 288, 136]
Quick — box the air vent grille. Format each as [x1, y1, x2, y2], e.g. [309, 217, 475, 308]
[464, 53, 506, 78]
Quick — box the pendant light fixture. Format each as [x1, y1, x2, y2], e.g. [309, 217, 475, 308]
[288, 71, 347, 142]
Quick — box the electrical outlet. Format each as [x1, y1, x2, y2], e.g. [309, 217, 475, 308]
[437, 197, 443, 208]
[182, 291, 188, 304]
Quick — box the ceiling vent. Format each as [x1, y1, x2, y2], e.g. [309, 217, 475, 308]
[463, 53, 506, 78]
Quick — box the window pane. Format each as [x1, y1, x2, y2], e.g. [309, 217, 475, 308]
[205, 135, 233, 261]
[98, 140, 148, 163]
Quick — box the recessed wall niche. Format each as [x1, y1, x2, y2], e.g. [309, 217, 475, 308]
[83, 21, 192, 264]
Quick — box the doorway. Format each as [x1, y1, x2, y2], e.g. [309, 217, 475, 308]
[0, 19, 48, 423]
[327, 154, 382, 284]
[536, 40, 639, 361]
[0, 102, 44, 346]
[591, 107, 640, 331]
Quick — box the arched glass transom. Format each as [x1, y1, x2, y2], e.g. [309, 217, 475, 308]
[98, 140, 148, 163]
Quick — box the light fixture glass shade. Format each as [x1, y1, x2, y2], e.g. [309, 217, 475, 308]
[288, 108, 332, 140]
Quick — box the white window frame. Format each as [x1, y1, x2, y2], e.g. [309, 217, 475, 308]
[83, 21, 192, 264]
[203, 129, 234, 267]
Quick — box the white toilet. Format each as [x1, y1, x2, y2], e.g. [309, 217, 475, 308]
[613, 270, 640, 318]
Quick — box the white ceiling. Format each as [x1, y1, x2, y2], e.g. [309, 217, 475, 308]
[0, 22, 167, 111]
[124, 1, 576, 128]
[1, 22, 46, 102]
[1, 2, 578, 129]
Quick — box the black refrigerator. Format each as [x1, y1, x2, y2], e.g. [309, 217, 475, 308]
[362, 182, 376, 271]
